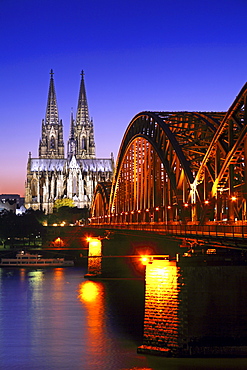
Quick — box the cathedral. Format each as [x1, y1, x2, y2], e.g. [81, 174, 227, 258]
[25, 70, 114, 214]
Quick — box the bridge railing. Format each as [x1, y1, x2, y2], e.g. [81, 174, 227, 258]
[90, 222, 247, 239]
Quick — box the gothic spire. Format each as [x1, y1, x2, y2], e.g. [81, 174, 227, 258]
[39, 70, 64, 158]
[45, 69, 59, 125]
[67, 110, 76, 160]
[69, 110, 75, 139]
[76, 70, 89, 125]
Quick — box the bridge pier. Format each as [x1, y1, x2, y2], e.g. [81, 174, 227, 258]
[138, 257, 247, 357]
[84, 237, 102, 277]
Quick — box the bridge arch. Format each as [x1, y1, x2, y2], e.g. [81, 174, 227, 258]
[91, 83, 247, 225]
[90, 182, 112, 223]
[194, 82, 247, 222]
[105, 111, 223, 223]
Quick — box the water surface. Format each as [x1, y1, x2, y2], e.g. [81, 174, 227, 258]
[0, 267, 246, 369]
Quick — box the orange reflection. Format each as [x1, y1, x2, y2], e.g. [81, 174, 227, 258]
[53, 268, 64, 280]
[19, 268, 26, 282]
[78, 281, 106, 356]
[78, 280, 102, 303]
[51, 268, 65, 301]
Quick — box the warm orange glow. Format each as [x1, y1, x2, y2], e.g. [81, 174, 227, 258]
[231, 196, 237, 201]
[19, 268, 26, 282]
[184, 203, 189, 207]
[142, 260, 180, 351]
[86, 236, 92, 243]
[88, 238, 102, 255]
[138, 210, 141, 213]
[77, 281, 106, 356]
[54, 237, 64, 248]
[204, 200, 209, 205]
[88, 238, 102, 275]
[145, 208, 149, 212]
[167, 205, 171, 209]
[155, 207, 159, 211]
[78, 280, 101, 303]
[141, 256, 149, 265]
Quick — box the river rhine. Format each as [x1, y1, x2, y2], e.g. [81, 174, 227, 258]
[0, 266, 247, 370]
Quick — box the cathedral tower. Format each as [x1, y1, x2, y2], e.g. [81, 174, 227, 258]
[72, 71, 95, 159]
[39, 70, 64, 158]
[25, 70, 114, 214]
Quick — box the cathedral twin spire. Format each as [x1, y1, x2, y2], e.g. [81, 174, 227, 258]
[39, 70, 95, 160]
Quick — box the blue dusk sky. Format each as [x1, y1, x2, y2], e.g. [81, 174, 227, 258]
[0, 0, 247, 196]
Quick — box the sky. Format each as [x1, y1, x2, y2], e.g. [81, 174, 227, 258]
[0, 0, 247, 197]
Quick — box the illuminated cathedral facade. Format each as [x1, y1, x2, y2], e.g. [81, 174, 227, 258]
[25, 70, 114, 214]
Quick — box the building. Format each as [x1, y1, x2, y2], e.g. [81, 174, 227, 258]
[25, 70, 114, 214]
[0, 194, 25, 214]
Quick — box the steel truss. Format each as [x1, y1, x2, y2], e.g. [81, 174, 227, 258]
[91, 83, 247, 225]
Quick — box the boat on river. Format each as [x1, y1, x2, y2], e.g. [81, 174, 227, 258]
[0, 251, 74, 267]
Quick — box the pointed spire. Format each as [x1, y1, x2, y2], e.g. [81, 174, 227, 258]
[69, 109, 75, 139]
[45, 69, 59, 125]
[76, 70, 89, 125]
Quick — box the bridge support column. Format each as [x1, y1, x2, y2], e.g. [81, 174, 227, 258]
[85, 238, 102, 277]
[138, 258, 186, 356]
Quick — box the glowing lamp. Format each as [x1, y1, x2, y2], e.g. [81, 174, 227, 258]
[184, 203, 189, 207]
[155, 207, 159, 211]
[204, 200, 209, 205]
[231, 196, 237, 201]
[141, 256, 149, 265]
[167, 205, 171, 209]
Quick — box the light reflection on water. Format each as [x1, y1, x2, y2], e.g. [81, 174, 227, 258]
[0, 267, 246, 369]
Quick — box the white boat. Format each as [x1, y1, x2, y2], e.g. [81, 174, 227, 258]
[0, 251, 74, 267]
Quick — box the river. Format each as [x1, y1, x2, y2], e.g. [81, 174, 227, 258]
[0, 266, 247, 369]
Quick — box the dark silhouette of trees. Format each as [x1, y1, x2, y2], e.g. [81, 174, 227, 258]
[0, 209, 44, 247]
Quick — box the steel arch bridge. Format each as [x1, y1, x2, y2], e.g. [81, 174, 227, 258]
[91, 83, 247, 227]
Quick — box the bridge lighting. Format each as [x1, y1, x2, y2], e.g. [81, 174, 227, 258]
[231, 196, 237, 201]
[141, 255, 153, 265]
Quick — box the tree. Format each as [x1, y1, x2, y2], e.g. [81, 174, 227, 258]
[53, 198, 75, 210]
